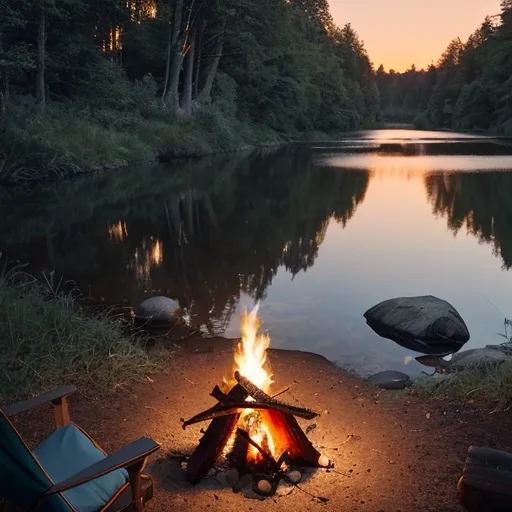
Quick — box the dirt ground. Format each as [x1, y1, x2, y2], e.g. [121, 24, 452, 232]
[9, 337, 512, 511]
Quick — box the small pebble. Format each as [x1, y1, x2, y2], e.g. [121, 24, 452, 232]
[318, 455, 331, 468]
[257, 479, 273, 495]
[226, 468, 240, 485]
[287, 470, 302, 484]
[207, 468, 217, 477]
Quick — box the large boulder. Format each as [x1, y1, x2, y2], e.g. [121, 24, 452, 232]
[364, 295, 470, 355]
[134, 296, 181, 324]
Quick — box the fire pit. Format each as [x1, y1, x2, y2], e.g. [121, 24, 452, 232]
[181, 305, 332, 497]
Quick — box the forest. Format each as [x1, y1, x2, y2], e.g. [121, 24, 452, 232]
[375, 1, 512, 133]
[0, 0, 378, 183]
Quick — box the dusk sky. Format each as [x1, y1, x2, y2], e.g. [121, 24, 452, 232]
[329, 0, 502, 72]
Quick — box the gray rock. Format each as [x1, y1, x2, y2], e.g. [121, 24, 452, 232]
[364, 295, 470, 355]
[134, 296, 181, 324]
[450, 346, 512, 370]
[367, 370, 412, 390]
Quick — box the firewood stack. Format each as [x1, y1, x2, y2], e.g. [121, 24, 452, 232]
[181, 371, 331, 494]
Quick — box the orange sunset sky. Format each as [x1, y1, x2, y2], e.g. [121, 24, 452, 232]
[329, 0, 502, 72]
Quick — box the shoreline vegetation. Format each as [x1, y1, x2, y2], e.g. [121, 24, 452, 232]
[0, 0, 379, 186]
[0, 267, 162, 401]
[418, 360, 512, 411]
[2, 263, 512, 411]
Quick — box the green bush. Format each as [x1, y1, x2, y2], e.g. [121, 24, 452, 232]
[0, 269, 160, 400]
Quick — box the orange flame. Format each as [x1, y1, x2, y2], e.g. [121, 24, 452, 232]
[235, 304, 273, 393]
[232, 304, 276, 462]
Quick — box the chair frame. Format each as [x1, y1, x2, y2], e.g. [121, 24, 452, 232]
[1, 386, 160, 512]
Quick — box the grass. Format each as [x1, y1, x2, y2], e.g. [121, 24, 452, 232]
[0, 102, 282, 186]
[0, 267, 162, 401]
[417, 362, 512, 410]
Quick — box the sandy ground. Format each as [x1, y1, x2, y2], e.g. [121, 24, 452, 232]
[9, 337, 512, 512]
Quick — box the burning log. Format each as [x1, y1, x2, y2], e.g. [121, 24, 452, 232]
[234, 371, 319, 418]
[231, 428, 250, 473]
[185, 384, 248, 484]
[181, 397, 318, 428]
[458, 445, 512, 512]
[263, 409, 324, 467]
[183, 304, 331, 492]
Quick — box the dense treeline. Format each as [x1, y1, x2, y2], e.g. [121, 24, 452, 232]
[375, 64, 436, 124]
[0, 0, 378, 182]
[376, 1, 512, 133]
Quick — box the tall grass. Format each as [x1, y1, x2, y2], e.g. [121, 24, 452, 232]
[418, 361, 512, 410]
[0, 103, 280, 186]
[0, 267, 161, 401]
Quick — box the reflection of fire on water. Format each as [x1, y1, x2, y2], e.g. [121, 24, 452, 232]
[108, 220, 128, 241]
[130, 238, 163, 284]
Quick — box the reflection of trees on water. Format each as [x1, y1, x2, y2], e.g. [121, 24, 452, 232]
[3, 150, 369, 333]
[425, 172, 512, 269]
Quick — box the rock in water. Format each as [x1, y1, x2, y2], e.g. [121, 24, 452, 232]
[364, 295, 470, 355]
[134, 296, 181, 324]
[368, 370, 412, 390]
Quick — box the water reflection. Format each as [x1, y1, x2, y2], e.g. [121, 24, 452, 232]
[3, 130, 512, 374]
[425, 172, 512, 269]
[1, 149, 369, 333]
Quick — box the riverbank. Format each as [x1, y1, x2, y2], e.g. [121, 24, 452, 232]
[0, 269, 161, 400]
[0, 104, 358, 187]
[7, 335, 512, 511]
[0, 105, 286, 186]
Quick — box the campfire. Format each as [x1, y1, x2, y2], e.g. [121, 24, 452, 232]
[181, 305, 331, 497]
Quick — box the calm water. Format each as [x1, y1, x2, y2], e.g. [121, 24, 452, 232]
[3, 129, 512, 377]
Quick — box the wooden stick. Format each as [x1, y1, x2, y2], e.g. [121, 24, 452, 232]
[182, 399, 317, 429]
[236, 428, 279, 471]
[234, 371, 319, 418]
[271, 386, 290, 399]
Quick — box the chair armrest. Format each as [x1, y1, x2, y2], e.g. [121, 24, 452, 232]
[45, 437, 160, 495]
[1, 386, 77, 417]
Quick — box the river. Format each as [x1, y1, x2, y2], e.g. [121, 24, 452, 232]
[2, 128, 512, 377]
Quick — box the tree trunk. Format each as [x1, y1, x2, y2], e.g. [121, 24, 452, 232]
[166, 51, 184, 113]
[164, 0, 185, 112]
[161, 20, 173, 102]
[36, 7, 46, 113]
[198, 19, 226, 103]
[193, 43, 201, 100]
[181, 30, 196, 116]
[0, 31, 6, 114]
[192, 19, 206, 103]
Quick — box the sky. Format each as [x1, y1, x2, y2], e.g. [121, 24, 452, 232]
[328, 0, 502, 72]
